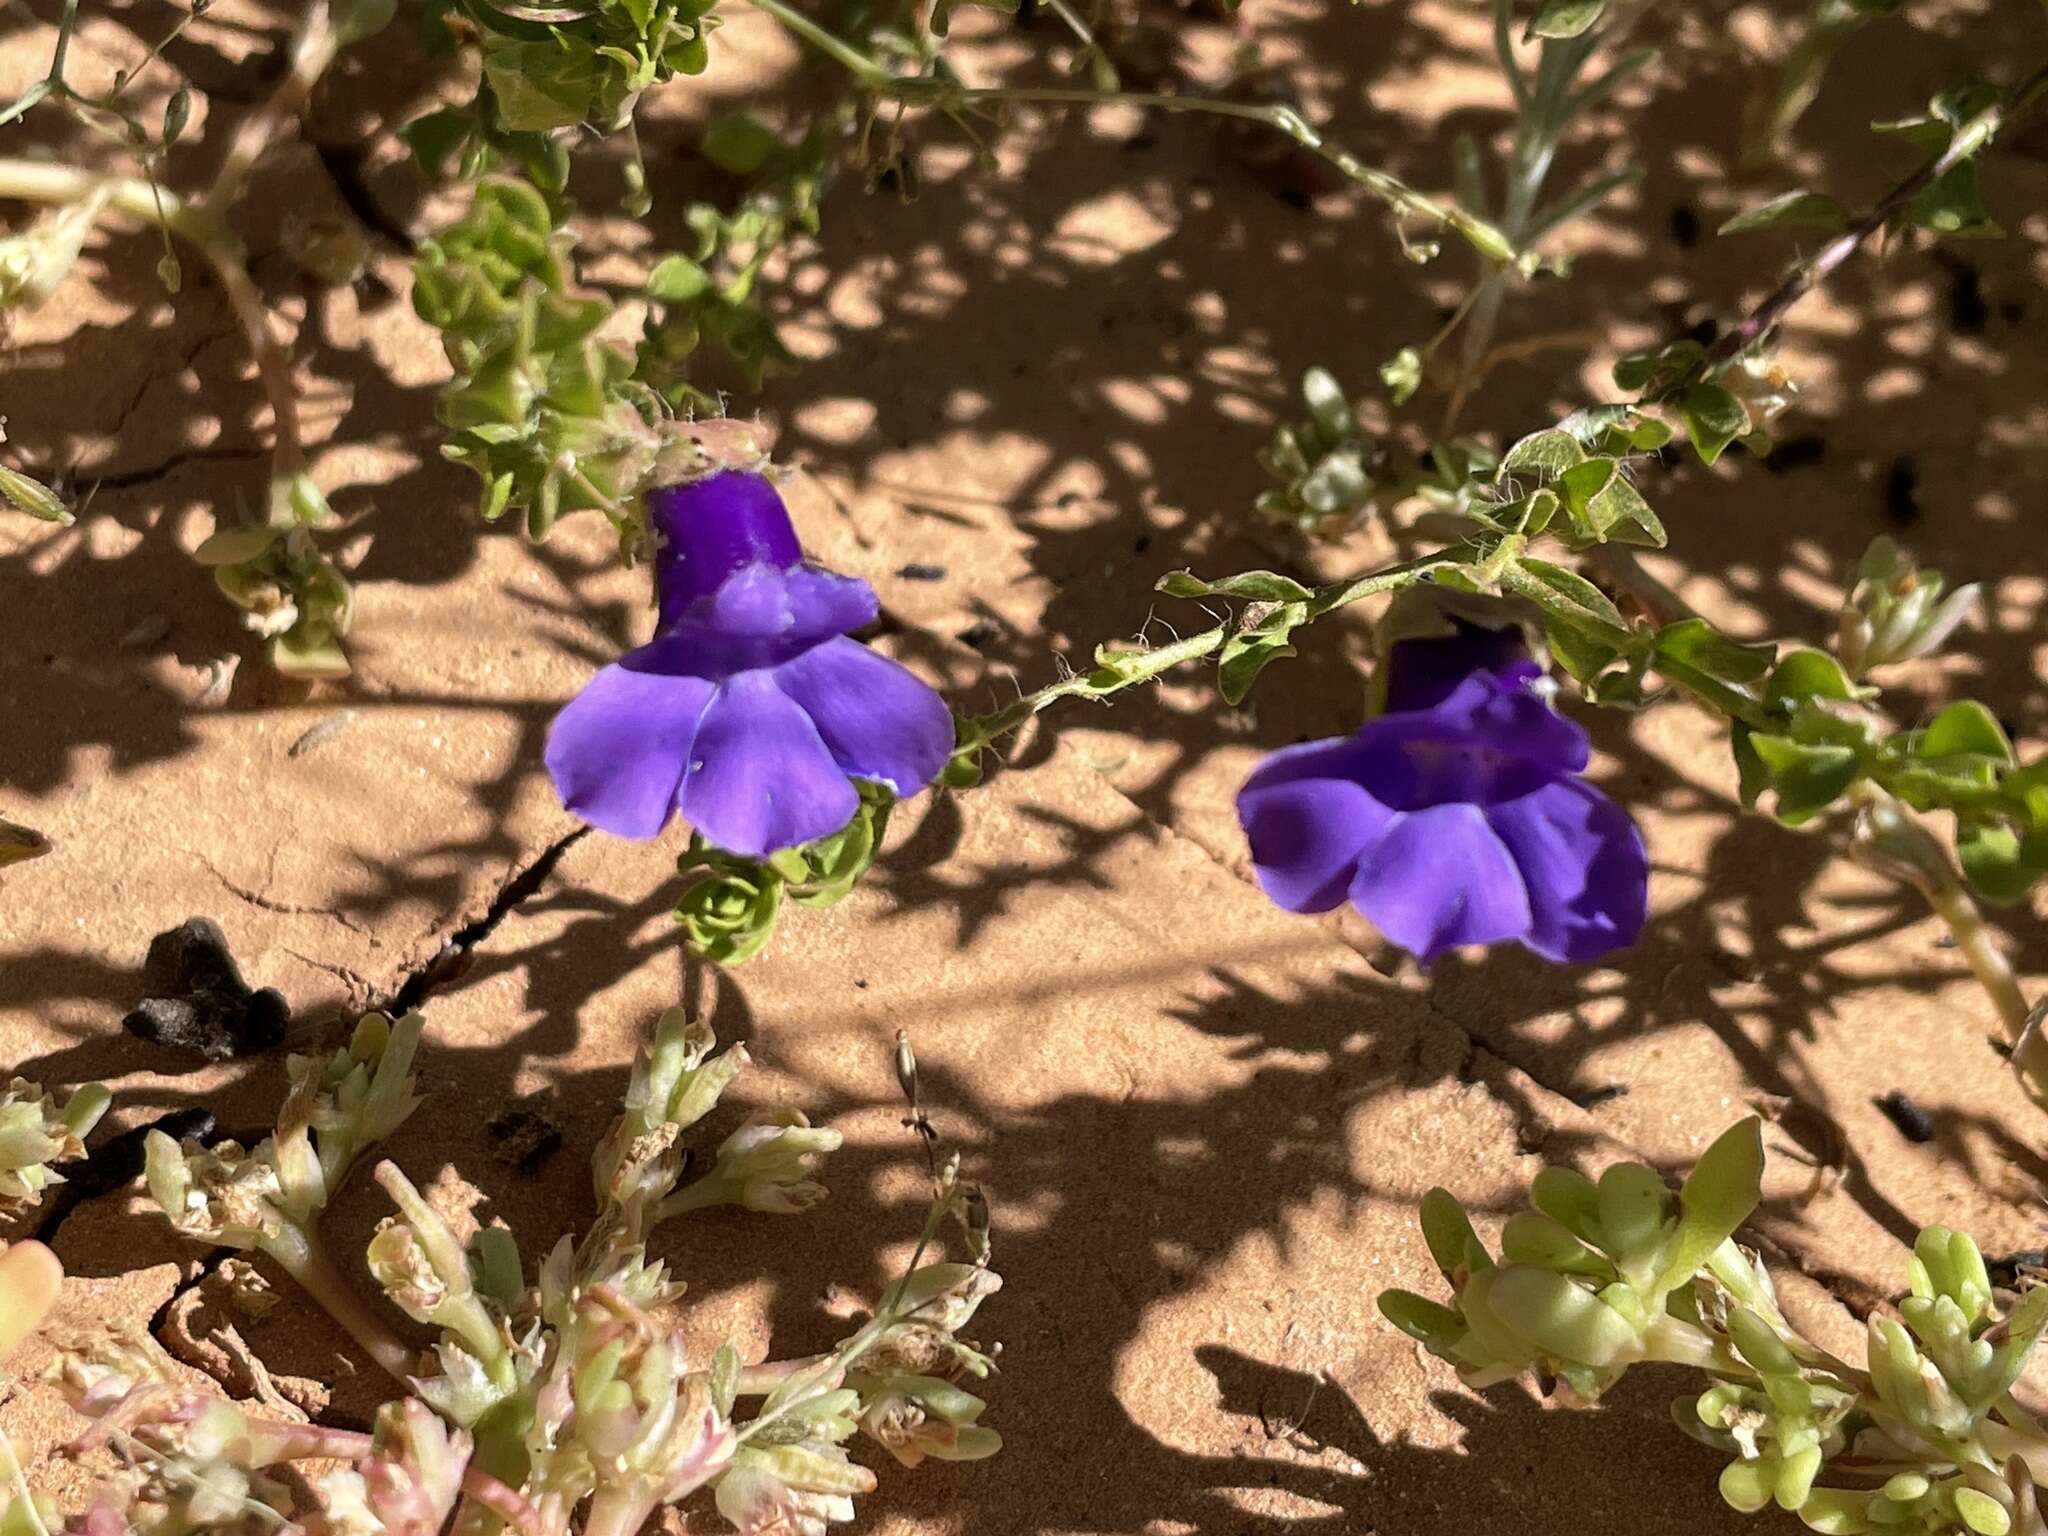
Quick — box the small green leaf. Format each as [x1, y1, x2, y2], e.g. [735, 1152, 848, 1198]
[1717, 190, 1850, 234]
[1217, 630, 1296, 705]
[1156, 569, 1314, 603]
[1531, 1166, 1604, 1248]
[1485, 1266, 1639, 1366]
[1502, 1213, 1614, 1277]
[1680, 382, 1748, 465]
[1765, 648, 1855, 710]
[1519, 557, 1625, 628]
[1420, 1187, 1483, 1276]
[1957, 822, 2036, 906]
[1526, 0, 1606, 39]
[1919, 699, 2011, 762]
[1500, 429, 1585, 481]
[1596, 1162, 1671, 1261]
[1653, 1118, 1763, 1298]
[702, 112, 784, 176]
[646, 254, 713, 303]
[1378, 1289, 1464, 1349]
[1748, 734, 1861, 823]
[192, 525, 282, 566]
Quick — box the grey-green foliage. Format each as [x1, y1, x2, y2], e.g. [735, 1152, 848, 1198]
[1383, 1122, 2048, 1534]
[1255, 368, 1384, 531]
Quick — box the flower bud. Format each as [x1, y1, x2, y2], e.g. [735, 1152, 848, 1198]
[1837, 536, 1979, 677]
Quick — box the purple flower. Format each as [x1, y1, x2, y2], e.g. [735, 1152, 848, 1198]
[1237, 629, 1646, 965]
[546, 471, 953, 858]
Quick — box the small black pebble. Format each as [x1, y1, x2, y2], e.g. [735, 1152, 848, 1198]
[123, 918, 289, 1061]
[1133, 534, 1152, 555]
[957, 621, 999, 652]
[855, 978, 869, 989]
[1668, 205, 1701, 248]
[1884, 454, 1921, 527]
[1875, 1091, 1935, 1144]
[1760, 434, 1827, 474]
[1276, 185, 1312, 212]
[895, 563, 947, 582]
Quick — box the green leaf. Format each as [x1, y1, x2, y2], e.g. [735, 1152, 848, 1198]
[1531, 1166, 1604, 1248]
[1378, 1289, 1465, 1350]
[1957, 822, 2037, 906]
[1910, 159, 2002, 239]
[1748, 734, 1861, 823]
[1156, 569, 1314, 603]
[1517, 557, 1625, 628]
[1717, 190, 1850, 234]
[1596, 1162, 1671, 1261]
[1500, 429, 1585, 481]
[1680, 382, 1748, 465]
[645, 254, 713, 303]
[1420, 1187, 1483, 1276]
[702, 112, 784, 176]
[1526, 0, 1606, 39]
[1217, 629, 1297, 705]
[1653, 1118, 1763, 1298]
[1485, 1267, 1639, 1366]
[1765, 647, 1855, 710]
[1613, 340, 1703, 396]
[193, 525, 282, 566]
[1919, 699, 2011, 762]
[1655, 619, 1774, 687]
[1502, 1213, 1614, 1277]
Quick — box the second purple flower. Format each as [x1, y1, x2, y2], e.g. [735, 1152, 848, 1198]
[1237, 623, 1647, 965]
[546, 469, 953, 858]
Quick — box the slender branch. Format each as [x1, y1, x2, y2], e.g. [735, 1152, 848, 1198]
[1707, 59, 2048, 367]
[208, 0, 339, 208]
[0, 0, 77, 128]
[743, 0, 1519, 265]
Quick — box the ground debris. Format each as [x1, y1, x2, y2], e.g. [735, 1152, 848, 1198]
[123, 918, 290, 1061]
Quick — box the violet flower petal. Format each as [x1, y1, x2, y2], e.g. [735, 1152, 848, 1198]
[1237, 738, 1397, 913]
[1348, 803, 1532, 962]
[631, 566, 882, 682]
[545, 665, 715, 839]
[1486, 779, 1648, 963]
[650, 471, 802, 623]
[1420, 667, 1592, 776]
[677, 671, 861, 857]
[770, 636, 955, 794]
[1382, 621, 1530, 713]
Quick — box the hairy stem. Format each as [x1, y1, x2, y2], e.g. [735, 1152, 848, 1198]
[744, 0, 1518, 264]
[1707, 59, 2048, 368]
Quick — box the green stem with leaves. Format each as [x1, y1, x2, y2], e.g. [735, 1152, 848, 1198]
[743, 0, 1519, 265]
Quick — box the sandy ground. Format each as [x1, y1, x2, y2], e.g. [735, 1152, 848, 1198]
[4, 0, 2048, 1531]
